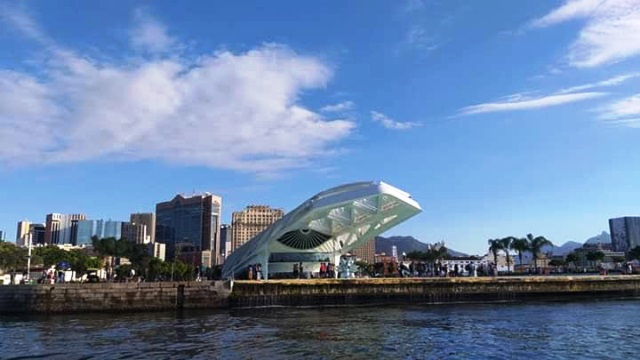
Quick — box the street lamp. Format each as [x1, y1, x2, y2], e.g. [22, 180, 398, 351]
[26, 232, 33, 283]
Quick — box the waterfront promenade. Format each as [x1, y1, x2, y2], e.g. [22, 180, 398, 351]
[1, 275, 640, 314]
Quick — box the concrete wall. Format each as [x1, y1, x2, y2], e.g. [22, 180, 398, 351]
[229, 276, 640, 307]
[2, 276, 639, 314]
[0, 281, 230, 314]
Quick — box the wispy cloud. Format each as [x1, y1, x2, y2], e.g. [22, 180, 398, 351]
[131, 9, 176, 53]
[460, 92, 606, 115]
[371, 111, 420, 130]
[320, 101, 355, 113]
[0, 8, 356, 174]
[398, 0, 444, 55]
[531, 0, 640, 67]
[557, 72, 640, 94]
[598, 94, 640, 127]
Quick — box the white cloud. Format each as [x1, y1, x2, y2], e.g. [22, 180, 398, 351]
[460, 92, 606, 115]
[557, 72, 640, 93]
[598, 94, 640, 126]
[371, 111, 420, 130]
[532, 0, 640, 67]
[320, 101, 355, 113]
[131, 9, 176, 53]
[0, 10, 356, 174]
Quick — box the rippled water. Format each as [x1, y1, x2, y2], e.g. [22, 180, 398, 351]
[1, 298, 639, 359]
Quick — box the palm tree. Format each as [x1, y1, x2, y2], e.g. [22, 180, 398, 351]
[499, 237, 515, 274]
[487, 239, 503, 275]
[527, 233, 553, 274]
[510, 237, 530, 273]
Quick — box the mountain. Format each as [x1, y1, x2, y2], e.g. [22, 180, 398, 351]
[549, 241, 582, 256]
[584, 231, 611, 245]
[375, 236, 469, 258]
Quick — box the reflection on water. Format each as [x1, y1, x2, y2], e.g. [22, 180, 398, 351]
[1, 299, 639, 359]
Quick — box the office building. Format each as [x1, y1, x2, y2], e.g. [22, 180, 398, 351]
[122, 222, 150, 244]
[130, 213, 155, 243]
[30, 223, 46, 245]
[16, 220, 31, 247]
[231, 205, 284, 252]
[45, 213, 86, 245]
[0, 230, 5, 242]
[350, 238, 375, 264]
[76, 219, 125, 246]
[156, 193, 222, 267]
[610, 216, 640, 253]
[147, 242, 166, 261]
[220, 224, 232, 262]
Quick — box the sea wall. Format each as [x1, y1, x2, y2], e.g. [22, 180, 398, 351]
[2, 276, 639, 314]
[0, 281, 230, 314]
[229, 276, 640, 307]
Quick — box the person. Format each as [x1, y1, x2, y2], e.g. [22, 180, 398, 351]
[293, 263, 299, 278]
[320, 262, 326, 278]
[248, 265, 254, 280]
[256, 263, 262, 280]
[299, 262, 304, 278]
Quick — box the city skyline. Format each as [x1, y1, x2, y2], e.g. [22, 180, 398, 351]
[2, 1, 640, 255]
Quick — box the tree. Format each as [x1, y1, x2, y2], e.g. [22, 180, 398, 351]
[527, 233, 553, 274]
[628, 246, 640, 261]
[565, 252, 579, 269]
[586, 251, 605, 269]
[510, 237, 530, 272]
[499, 237, 515, 273]
[487, 239, 503, 273]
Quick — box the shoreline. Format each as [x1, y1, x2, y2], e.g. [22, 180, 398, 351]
[1, 275, 639, 314]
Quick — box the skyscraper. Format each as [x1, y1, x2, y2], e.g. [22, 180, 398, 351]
[156, 193, 222, 267]
[122, 222, 150, 244]
[76, 219, 125, 245]
[45, 213, 86, 245]
[30, 223, 46, 245]
[130, 213, 155, 243]
[350, 238, 375, 264]
[16, 220, 31, 246]
[610, 216, 640, 253]
[231, 205, 284, 252]
[220, 224, 232, 262]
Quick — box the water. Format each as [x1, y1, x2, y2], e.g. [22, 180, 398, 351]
[1, 299, 639, 359]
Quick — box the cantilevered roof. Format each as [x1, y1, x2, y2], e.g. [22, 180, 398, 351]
[221, 181, 421, 278]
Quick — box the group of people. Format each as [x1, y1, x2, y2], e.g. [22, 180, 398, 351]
[397, 261, 494, 278]
[247, 263, 263, 280]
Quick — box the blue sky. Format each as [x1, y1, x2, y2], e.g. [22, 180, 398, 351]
[1, 0, 639, 254]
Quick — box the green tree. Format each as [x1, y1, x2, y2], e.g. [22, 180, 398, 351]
[510, 237, 530, 272]
[628, 246, 640, 261]
[487, 239, 503, 272]
[0, 242, 27, 273]
[565, 252, 579, 269]
[586, 251, 605, 269]
[527, 233, 553, 274]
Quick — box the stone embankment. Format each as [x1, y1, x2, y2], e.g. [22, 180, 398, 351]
[1, 276, 639, 314]
[0, 281, 230, 314]
[229, 275, 640, 308]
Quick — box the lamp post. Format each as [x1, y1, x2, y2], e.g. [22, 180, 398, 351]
[26, 233, 33, 283]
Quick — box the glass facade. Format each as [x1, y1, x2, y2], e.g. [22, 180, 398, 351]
[76, 219, 124, 246]
[156, 194, 222, 267]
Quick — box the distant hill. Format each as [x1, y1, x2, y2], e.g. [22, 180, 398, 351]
[375, 236, 468, 258]
[549, 241, 583, 256]
[584, 231, 611, 245]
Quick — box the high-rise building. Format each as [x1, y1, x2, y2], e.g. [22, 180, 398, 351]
[122, 222, 150, 244]
[220, 224, 232, 262]
[45, 213, 86, 245]
[0, 230, 5, 241]
[130, 213, 155, 243]
[16, 220, 31, 246]
[231, 205, 284, 252]
[156, 193, 222, 267]
[76, 219, 124, 246]
[30, 223, 46, 245]
[610, 216, 640, 253]
[350, 238, 375, 264]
